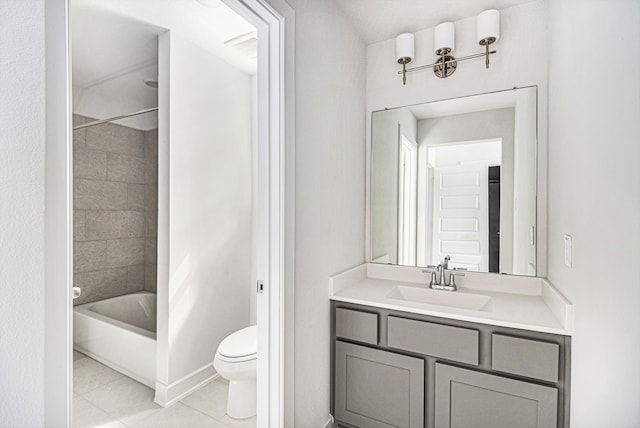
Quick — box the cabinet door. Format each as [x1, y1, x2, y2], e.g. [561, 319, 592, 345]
[335, 341, 424, 428]
[435, 363, 558, 428]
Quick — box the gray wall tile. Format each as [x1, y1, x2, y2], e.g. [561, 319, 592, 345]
[145, 130, 158, 184]
[86, 123, 145, 158]
[107, 153, 146, 184]
[144, 263, 157, 293]
[74, 146, 107, 180]
[85, 211, 145, 240]
[74, 179, 128, 210]
[74, 241, 107, 272]
[73, 267, 130, 306]
[106, 237, 145, 267]
[73, 119, 157, 304]
[127, 264, 146, 289]
[145, 184, 158, 211]
[73, 114, 89, 127]
[73, 129, 86, 150]
[73, 115, 88, 150]
[145, 238, 157, 265]
[146, 211, 157, 238]
[74, 211, 86, 242]
[127, 184, 145, 211]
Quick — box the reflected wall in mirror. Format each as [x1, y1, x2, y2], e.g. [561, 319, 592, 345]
[371, 87, 537, 276]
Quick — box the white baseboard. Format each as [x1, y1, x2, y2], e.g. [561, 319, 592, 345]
[154, 362, 218, 407]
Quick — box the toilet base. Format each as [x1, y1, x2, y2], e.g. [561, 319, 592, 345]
[227, 378, 256, 419]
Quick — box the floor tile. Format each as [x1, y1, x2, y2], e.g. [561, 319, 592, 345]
[74, 357, 123, 395]
[180, 378, 229, 419]
[128, 402, 228, 428]
[219, 414, 256, 428]
[74, 350, 88, 361]
[73, 394, 127, 428]
[82, 375, 160, 425]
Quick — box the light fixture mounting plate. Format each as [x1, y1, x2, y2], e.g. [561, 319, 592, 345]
[434, 55, 457, 78]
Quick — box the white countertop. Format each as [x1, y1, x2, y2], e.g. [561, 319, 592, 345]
[329, 263, 573, 336]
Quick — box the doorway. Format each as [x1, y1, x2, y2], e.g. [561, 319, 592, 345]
[424, 139, 502, 271]
[44, 0, 287, 426]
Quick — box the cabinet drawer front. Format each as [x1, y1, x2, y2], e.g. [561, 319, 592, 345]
[335, 341, 424, 428]
[388, 316, 479, 365]
[492, 334, 560, 382]
[335, 308, 378, 345]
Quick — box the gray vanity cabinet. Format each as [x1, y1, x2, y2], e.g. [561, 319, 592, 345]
[335, 341, 425, 428]
[331, 302, 571, 428]
[434, 363, 558, 428]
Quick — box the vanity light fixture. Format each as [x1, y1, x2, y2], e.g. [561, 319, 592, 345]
[396, 9, 500, 85]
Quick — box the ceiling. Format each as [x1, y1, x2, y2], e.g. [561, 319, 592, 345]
[336, 0, 537, 44]
[72, 0, 256, 129]
[72, 0, 257, 84]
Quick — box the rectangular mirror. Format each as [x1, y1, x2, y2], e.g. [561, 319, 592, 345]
[371, 87, 537, 276]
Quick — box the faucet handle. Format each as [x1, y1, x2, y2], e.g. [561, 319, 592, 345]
[448, 271, 464, 289]
[423, 266, 441, 287]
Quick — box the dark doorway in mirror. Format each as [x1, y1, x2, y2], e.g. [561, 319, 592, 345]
[488, 166, 501, 273]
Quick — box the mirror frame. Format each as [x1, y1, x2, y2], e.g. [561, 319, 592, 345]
[366, 85, 547, 278]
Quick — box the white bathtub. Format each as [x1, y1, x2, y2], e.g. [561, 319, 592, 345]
[74, 291, 156, 388]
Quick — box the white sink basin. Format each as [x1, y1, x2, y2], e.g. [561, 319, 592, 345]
[385, 286, 492, 311]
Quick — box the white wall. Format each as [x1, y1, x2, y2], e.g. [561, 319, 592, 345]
[284, 0, 366, 425]
[0, 1, 46, 425]
[156, 31, 253, 402]
[366, 1, 549, 275]
[547, 1, 640, 426]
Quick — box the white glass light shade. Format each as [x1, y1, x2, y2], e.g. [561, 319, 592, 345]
[434, 22, 455, 54]
[395, 33, 415, 64]
[477, 9, 500, 44]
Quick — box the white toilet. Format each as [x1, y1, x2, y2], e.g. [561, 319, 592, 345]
[213, 325, 257, 419]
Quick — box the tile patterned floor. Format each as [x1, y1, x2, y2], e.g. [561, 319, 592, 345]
[73, 351, 256, 428]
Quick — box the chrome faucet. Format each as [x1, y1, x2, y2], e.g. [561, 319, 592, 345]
[422, 255, 465, 292]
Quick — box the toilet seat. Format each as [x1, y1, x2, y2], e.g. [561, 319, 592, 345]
[215, 325, 257, 362]
[216, 352, 256, 363]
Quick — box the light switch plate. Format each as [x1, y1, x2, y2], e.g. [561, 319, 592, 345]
[564, 234, 572, 268]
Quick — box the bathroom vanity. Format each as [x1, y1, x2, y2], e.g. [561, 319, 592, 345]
[329, 263, 573, 428]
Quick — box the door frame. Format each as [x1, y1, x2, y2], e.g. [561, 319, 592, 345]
[397, 132, 418, 266]
[43, 0, 289, 426]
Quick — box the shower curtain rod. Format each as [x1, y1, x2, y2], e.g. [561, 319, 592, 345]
[72, 107, 158, 130]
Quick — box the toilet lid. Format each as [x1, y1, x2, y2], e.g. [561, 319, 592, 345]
[217, 325, 257, 359]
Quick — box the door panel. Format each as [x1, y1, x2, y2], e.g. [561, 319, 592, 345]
[435, 363, 558, 428]
[335, 341, 424, 428]
[432, 165, 488, 270]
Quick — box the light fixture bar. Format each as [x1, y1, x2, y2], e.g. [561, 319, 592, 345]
[396, 50, 497, 75]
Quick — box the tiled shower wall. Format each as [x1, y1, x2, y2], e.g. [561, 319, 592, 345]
[73, 115, 158, 305]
